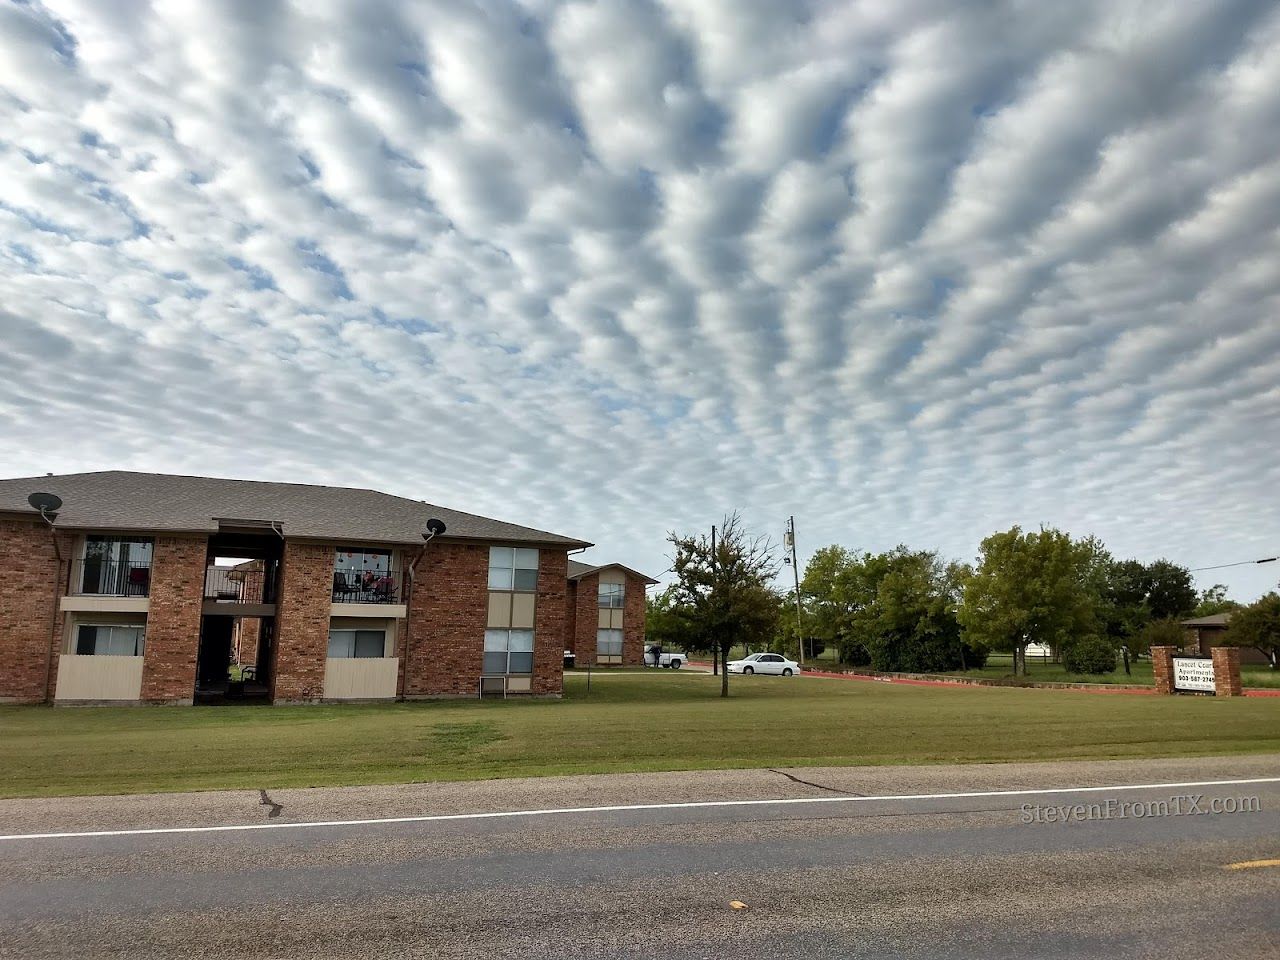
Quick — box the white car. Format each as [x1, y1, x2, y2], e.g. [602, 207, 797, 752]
[727, 653, 800, 676]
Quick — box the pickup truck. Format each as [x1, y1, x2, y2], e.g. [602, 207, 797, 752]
[644, 646, 686, 669]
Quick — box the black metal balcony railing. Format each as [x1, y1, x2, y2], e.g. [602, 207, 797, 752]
[204, 566, 278, 604]
[73, 559, 151, 597]
[332, 568, 402, 604]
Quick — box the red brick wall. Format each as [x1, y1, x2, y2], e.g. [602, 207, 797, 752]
[403, 542, 488, 697]
[140, 535, 208, 703]
[573, 571, 599, 667]
[272, 542, 334, 703]
[1211, 645, 1243, 697]
[565, 579, 578, 658]
[571, 570, 649, 667]
[623, 572, 647, 666]
[238, 616, 260, 665]
[533, 550, 567, 695]
[0, 516, 67, 703]
[1151, 646, 1175, 694]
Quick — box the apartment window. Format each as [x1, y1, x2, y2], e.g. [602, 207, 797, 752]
[598, 581, 624, 608]
[489, 547, 539, 591]
[75, 624, 145, 656]
[596, 628, 623, 665]
[327, 629, 386, 658]
[80, 536, 153, 596]
[484, 628, 534, 674]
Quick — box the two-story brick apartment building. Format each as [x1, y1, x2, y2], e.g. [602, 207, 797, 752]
[566, 560, 657, 667]
[0, 471, 652, 706]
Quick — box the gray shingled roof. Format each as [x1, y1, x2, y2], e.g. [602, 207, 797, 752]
[567, 559, 596, 578]
[566, 559, 658, 584]
[0, 471, 591, 548]
[1181, 613, 1232, 627]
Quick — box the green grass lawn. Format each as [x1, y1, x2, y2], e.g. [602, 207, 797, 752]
[2, 672, 1278, 799]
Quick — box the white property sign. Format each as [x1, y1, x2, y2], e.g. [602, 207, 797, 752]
[1173, 657, 1216, 693]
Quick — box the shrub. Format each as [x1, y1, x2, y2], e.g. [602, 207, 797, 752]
[1133, 618, 1185, 657]
[1063, 636, 1117, 674]
[960, 641, 989, 670]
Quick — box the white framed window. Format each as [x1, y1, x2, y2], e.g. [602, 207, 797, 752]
[75, 623, 145, 656]
[598, 581, 624, 608]
[489, 547, 539, 591]
[597, 628, 623, 664]
[484, 628, 534, 674]
[327, 629, 386, 658]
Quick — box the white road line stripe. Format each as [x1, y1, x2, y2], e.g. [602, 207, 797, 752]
[1, 777, 1277, 843]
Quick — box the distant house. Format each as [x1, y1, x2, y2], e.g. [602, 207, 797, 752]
[1180, 612, 1268, 665]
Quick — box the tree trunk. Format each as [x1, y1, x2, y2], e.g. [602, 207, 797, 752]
[712, 646, 718, 675]
[720, 646, 729, 698]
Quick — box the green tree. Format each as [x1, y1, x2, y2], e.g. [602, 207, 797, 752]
[1143, 559, 1198, 621]
[1191, 584, 1240, 618]
[668, 513, 781, 697]
[1094, 557, 1151, 642]
[1225, 593, 1280, 669]
[1092, 557, 1198, 643]
[772, 590, 824, 660]
[799, 545, 880, 665]
[644, 586, 700, 660]
[865, 551, 980, 672]
[958, 526, 1097, 676]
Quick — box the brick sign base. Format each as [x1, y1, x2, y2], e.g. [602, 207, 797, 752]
[1151, 645, 1242, 696]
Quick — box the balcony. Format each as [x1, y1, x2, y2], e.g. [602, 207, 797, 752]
[204, 564, 278, 604]
[332, 568, 403, 604]
[72, 559, 151, 597]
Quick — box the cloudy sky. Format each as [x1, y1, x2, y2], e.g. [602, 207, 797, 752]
[2, 0, 1278, 600]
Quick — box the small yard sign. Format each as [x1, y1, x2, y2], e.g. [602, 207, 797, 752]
[1172, 657, 1215, 693]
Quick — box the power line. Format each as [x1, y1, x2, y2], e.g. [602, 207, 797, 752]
[1190, 556, 1278, 572]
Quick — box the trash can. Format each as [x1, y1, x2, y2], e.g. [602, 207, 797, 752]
[563, 651, 575, 670]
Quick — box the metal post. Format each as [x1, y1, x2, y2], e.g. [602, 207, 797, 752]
[710, 524, 717, 676]
[786, 516, 806, 664]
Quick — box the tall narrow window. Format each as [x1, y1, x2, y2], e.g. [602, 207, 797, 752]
[598, 581, 624, 608]
[484, 629, 534, 674]
[596, 629, 623, 665]
[489, 547, 539, 591]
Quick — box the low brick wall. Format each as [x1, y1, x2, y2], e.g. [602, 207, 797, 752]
[1211, 645, 1243, 697]
[1152, 646, 1176, 694]
[826, 667, 1153, 693]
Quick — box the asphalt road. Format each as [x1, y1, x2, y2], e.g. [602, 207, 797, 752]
[2, 757, 1278, 959]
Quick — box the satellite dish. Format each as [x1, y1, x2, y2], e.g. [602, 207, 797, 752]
[425, 518, 447, 538]
[27, 492, 63, 517]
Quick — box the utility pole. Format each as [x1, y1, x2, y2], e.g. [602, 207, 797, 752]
[785, 516, 806, 664]
[710, 524, 718, 677]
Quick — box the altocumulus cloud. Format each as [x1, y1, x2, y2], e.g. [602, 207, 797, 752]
[1, 0, 1278, 597]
